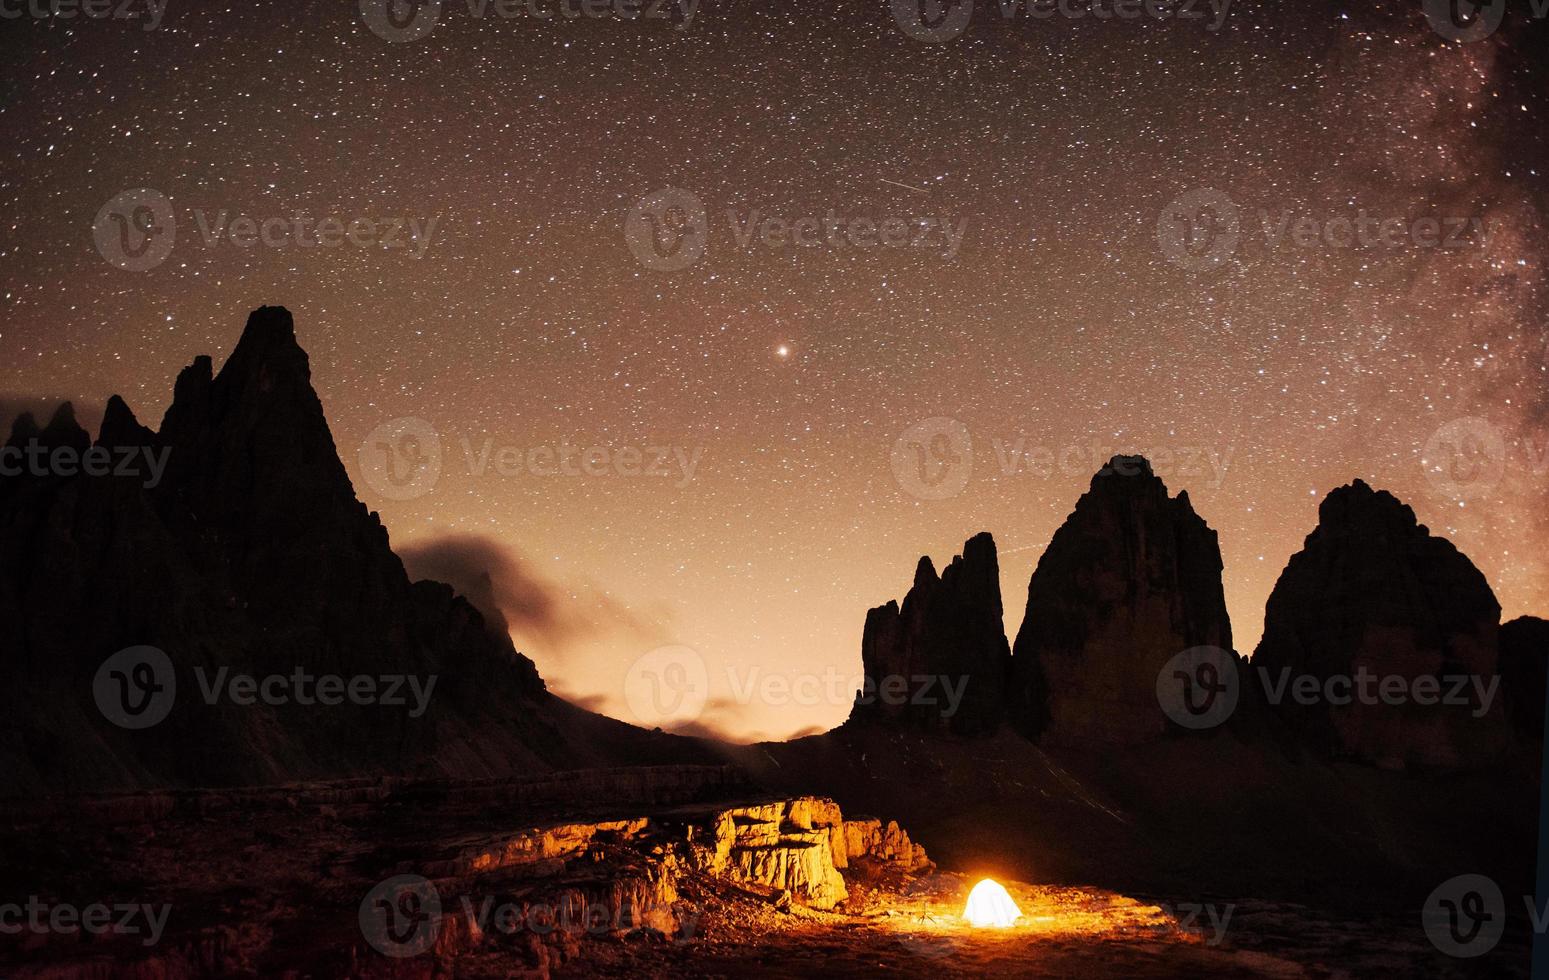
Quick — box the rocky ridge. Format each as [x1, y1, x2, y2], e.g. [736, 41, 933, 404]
[0, 307, 706, 793]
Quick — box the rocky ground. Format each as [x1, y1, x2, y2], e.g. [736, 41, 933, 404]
[555, 870, 1529, 978]
[2, 765, 1531, 978]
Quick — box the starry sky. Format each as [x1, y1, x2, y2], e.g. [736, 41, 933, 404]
[2, 0, 1546, 741]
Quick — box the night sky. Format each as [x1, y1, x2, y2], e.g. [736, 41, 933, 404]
[2, 0, 1546, 740]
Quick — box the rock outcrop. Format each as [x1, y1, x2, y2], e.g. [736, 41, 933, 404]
[0, 307, 706, 793]
[682, 798, 850, 908]
[1010, 456, 1234, 745]
[1497, 615, 1547, 746]
[841, 816, 933, 873]
[1252, 480, 1508, 770]
[847, 531, 1010, 735]
[673, 797, 931, 906]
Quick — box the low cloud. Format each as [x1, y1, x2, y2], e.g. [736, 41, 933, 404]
[397, 532, 667, 660]
[661, 697, 750, 743]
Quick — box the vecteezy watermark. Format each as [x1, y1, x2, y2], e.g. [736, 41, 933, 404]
[92, 646, 438, 729]
[1155, 649, 1501, 730]
[992, 440, 1232, 489]
[1422, 0, 1517, 43]
[358, 417, 443, 501]
[1259, 667, 1499, 716]
[624, 187, 707, 272]
[359, 0, 699, 43]
[728, 666, 968, 717]
[624, 645, 710, 728]
[357, 417, 704, 502]
[0, 439, 171, 489]
[192, 666, 437, 717]
[1153, 901, 1235, 946]
[93, 646, 177, 729]
[93, 190, 440, 270]
[92, 189, 176, 272]
[1421, 874, 1538, 957]
[624, 187, 969, 271]
[0, 0, 167, 29]
[1156, 646, 1240, 730]
[1155, 188, 1238, 272]
[890, 0, 1233, 43]
[622, 645, 972, 728]
[724, 208, 968, 259]
[1422, 417, 1508, 501]
[359, 874, 698, 958]
[890, 417, 1234, 501]
[360, 875, 442, 958]
[1421, 417, 1548, 502]
[188, 211, 439, 258]
[891, 417, 974, 501]
[1157, 189, 1496, 271]
[0, 898, 172, 948]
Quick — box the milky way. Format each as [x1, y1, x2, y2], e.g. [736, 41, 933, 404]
[2, 0, 1545, 739]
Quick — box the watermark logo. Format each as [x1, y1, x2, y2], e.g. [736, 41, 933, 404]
[359, 417, 444, 501]
[1421, 417, 1507, 501]
[891, 0, 975, 42]
[92, 648, 438, 729]
[93, 191, 441, 269]
[1422, 874, 1505, 957]
[891, 0, 1232, 41]
[360, 874, 442, 957]
[187, 211, 439, 257]
[93, 189, 175, 272]
[727, 208, 967, 258]
[891, 417, 973, 500]
[624, 645, 709, 728]
[1160, 190, 1495, 270]
[192, 667, 437, 717]
[1422, 0, 1507, 42]
[357, 419, 705, 502]
[1156, 646, 1239, 730]
[993, 440, 1232, 489]
[361, 875, 697, 953]
[625, 187, 709, 272]
[1, 440, 171, 488]
[1157, 188, 1239, 272]
[0, 0, 168, 30]
[93, 645, 176, 730]
[361, 0, 696, 40]
[361, 0, 443, 42]
[1149, 901, 1234, 945]
[0, 898, 172, 947]
[625, 189, 968, 270]
[1154, 657, 1499, 731]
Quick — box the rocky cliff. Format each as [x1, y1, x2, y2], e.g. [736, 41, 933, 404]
[847, 531, 1010, 735]
[1252, 480, 1508, 770]
[1010, 456, 1234, 745]
[0, 307, 701, 793]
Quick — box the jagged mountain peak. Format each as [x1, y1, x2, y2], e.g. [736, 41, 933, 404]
[851, 531, 1009, 735]
[1011, 458, 1232, 745]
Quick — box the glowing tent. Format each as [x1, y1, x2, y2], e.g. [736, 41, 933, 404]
[963, 878, 1021, 928]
